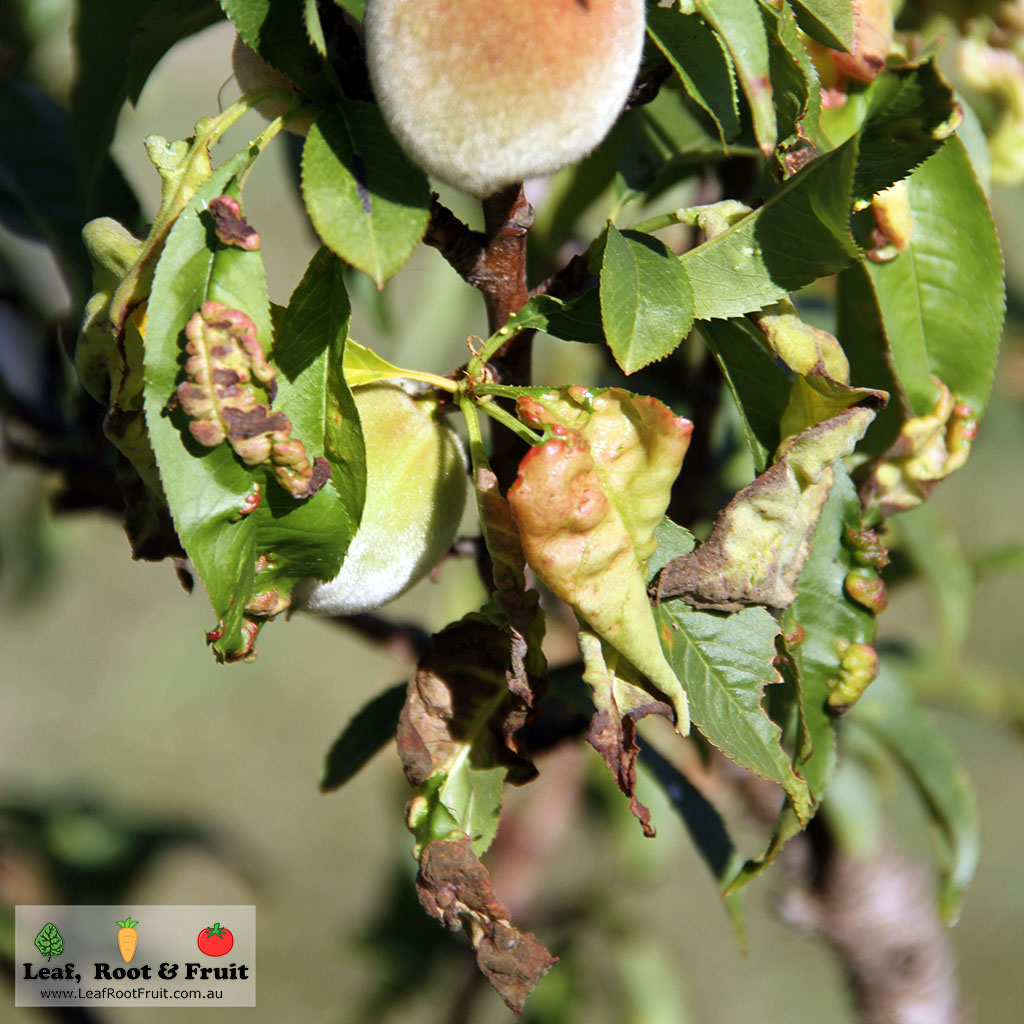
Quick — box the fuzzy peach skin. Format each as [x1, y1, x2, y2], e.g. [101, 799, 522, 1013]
[364, 0, 646, 196]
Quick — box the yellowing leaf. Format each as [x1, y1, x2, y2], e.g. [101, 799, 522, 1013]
[507, 388, 692, 732]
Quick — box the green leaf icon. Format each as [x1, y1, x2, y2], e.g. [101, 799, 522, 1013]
[34, 923, 64, 961]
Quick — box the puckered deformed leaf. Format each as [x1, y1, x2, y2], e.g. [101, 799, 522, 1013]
[656, 402, 877, 611]
[415, 836, 557, 1015]
[681, 61, 957, 320]
[657, 603, 811, 823]
[508, 388, 693, 732]
[397, 613, 540, 856]
[302, 101, 431, 288]
[580, 629, 675, 837]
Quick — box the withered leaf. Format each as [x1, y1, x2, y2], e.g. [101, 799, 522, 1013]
[656, 404, 876, 611]
[397, 613, 541, 854]
[416, 836, 557, 1015]
[508, 387, 692, 732]
[580, 629, 673, 837]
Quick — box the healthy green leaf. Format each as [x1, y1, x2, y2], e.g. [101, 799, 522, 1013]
[761, 0, 822, 149]
[657, 603, 812, 821]
[646, 5, 740, 147]
[508, 389, 693, 731]
[320, 682, 406, 792]
[496, 290, 606, 347]
[864, 136, 1004, 418]
[782, 468, 875, 800]
[71, 0, 151, 200]
[127, 0, 226, 104]
[302, 101, 431, 288]
[274, 247, 365, 541]
[220, 0, 332, 103]
[682, 62, 956, 320]
[787, 0, 855, 51]
[600, 226, 695, 374]
[850, 667, 979, 924]
[647, 517, 697, 582]
[698, 0, 776, 158]
[638, 741, 746, 931]
[699, 317, 791, 472]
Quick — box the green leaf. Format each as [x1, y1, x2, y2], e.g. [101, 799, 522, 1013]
[71, 0, 151, 200]
[698, 0, 776, 158]
[864, 136, 1004, 418]
[782, 468, 874, 800]
[302, 101, 431, 288]
[835, 263, 903, 458]
[509, 388, 693, 731]
[787, 0, 855, 51]
[658, 603, 812, 822]
[126, 0, 226, 104]
[761, 0, 822, 149]
[496, 290, 606, 347]
[647, 517, 697, 582]
[891, 505, 973, 658]
[320, 682, 406, 792]
[646, 5, 740, 147]
[600, 226, 695, 374]
[850, 667, 979, 924]
[638, 741, 746, 933]
[682, 62, 956, 320]
[220, 0, 331, 103]
[274, 247, 365, 540]
[34, 923, 64, 962]
[698, 317, 791, 472]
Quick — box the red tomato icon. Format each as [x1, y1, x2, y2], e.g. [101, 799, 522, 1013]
[196, 922, 234, 956]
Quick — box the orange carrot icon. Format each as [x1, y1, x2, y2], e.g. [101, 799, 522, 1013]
[115, 917, 138, 962]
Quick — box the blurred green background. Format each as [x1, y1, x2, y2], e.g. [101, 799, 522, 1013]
[3, 7, 1024, 1022]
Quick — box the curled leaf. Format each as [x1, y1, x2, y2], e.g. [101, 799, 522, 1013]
[178, 302, 329, 498]
[416, 836, 557, 1015]
[656, 403, 877, 611]
[508, 387, 692, 732]
[860, 380, 978, 517]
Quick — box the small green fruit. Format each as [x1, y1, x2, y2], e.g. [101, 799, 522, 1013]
[296, 382, 466, 615]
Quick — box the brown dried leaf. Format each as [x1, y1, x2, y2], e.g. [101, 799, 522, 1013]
[416, 836, 557, 1015]
[580, 629, 672, 837]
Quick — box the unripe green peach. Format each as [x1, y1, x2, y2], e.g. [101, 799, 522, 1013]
[295, 382, 466, 615]
[364, 0, 646, 196]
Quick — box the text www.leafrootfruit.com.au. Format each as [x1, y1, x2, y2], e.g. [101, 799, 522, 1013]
[39, 986, 227, 1001]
